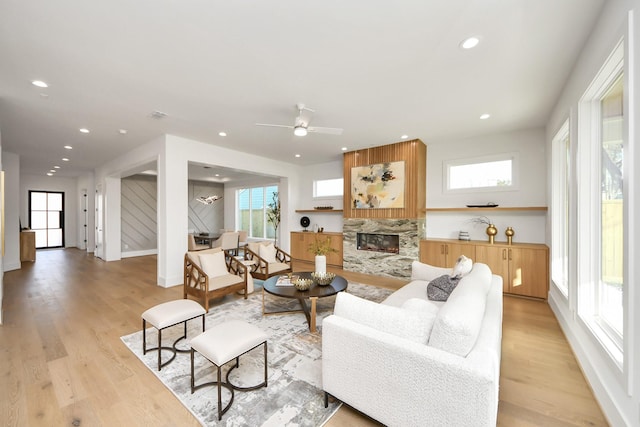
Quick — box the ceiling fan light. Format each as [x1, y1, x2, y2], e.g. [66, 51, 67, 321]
[294, 126, 307, 136]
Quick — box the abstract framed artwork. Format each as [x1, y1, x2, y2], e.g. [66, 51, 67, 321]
[351, 161, 405, 208]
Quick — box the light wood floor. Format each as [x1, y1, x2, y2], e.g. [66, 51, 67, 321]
[0, 249, 608, 426]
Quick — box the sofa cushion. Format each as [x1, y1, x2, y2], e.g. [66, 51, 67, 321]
[410, 260, 451, 282]
[428, 263, 492, 357]
[427, 275, 461, 301]
[451, 255, 473, 278]
[334, 292, 437, 344]
[198, 251, 228, 278]
[259, 243, 278, 263]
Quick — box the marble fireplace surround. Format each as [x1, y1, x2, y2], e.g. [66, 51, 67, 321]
[343, 218, 425, 280]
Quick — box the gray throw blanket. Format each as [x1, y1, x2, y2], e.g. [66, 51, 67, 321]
[427, 274, 461, 301]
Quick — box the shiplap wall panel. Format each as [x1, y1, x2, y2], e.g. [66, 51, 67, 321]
[121, 176, 157, 251]
[343, 139, 426, 219]
[188, 181, 224, 234]
[121, 177, 225, 253]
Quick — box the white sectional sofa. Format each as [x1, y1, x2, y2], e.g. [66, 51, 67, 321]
[322, 261, 503, 427]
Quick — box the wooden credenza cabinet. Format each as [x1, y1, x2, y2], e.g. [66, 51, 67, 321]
[420, 238, 549, 299]
[20, 231, 36, 262]
[290, 231, 343, 267]
[419, 240, 476, 268]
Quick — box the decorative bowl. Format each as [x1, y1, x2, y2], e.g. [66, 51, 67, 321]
[293, 278, 313, 291]
[311, 272, 336, 286]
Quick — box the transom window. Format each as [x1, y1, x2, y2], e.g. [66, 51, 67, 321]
[444, 153, 518, 192]
[313, 178, 343, 198]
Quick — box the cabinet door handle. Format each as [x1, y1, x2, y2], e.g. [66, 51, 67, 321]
[440, 245, 444, 254]
[508, 249, 512, 261]
[502, 249, 507, 260]
[445, 245, 449, 255]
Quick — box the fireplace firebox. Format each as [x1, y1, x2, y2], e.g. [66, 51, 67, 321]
[356, 232, 400, 254]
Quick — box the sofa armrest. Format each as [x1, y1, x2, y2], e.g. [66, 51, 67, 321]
[322, 315, 499, 427]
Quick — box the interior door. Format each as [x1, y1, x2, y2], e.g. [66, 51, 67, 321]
[95, 185, 103, 259]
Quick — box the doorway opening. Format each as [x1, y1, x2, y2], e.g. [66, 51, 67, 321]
[29, 190, 65, 249]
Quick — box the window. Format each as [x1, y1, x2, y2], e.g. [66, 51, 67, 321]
[237, 185, 278, 239]
[444, 153, 517, 192]
[313, 178, 343, 198]
[577, 39, 624, 358]
[551, 121, 570, 296]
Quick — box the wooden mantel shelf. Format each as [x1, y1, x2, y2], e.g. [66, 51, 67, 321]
[424, 206, 547, 212]
[295, 209, 343, 213]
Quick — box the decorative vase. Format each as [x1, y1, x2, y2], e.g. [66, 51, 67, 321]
[315, 255, 327, 274]
[486, 224, 498, 244]
[505, 226, 515, 245]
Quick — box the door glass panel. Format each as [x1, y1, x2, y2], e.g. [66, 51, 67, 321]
[31, 192, 47, 210]
[48, 193, 63, 211]
[48, 229, 63, 247]
[32, 211, 47, 229]
[35, 230, 47, 247]
[48, 212, 60, 228]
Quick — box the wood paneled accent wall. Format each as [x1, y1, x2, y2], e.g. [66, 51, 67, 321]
[343, 139, 426, 219]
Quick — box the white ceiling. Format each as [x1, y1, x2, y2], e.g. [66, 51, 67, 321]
[0, 0, 604, 181]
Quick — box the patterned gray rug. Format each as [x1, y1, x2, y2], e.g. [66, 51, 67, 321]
[121, 282, 393, 427]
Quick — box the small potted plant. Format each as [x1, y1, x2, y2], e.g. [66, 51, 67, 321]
[308, 236, 338, 273]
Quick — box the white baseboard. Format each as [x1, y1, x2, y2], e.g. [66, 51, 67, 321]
[121, 249, 158, 258]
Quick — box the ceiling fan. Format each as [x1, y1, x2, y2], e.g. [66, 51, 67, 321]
[256, 103, 343, 136]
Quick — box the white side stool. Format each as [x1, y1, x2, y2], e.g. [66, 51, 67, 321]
[141, 299, 206, 371]
[190, 320, 268, 420]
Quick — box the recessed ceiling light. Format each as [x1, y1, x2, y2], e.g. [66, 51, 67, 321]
[218, 132, 227, 137]
[295, 154, 301, 158]
[119, 129, 128, 135]
[341, 147, 348, 151]
[79, 128, 90, 133]
[480, 113, 491, 120]
[215, 174, 220, 177]
[461, 37, 480, 49]
[47, 173, 53, 176]
[50, 169, 56, 173]
[54, 165, 60, 169]
[401, 135, 409, 139]
[62, 157, 69, 161]
[64, 145, 72, 150]
[32, 80, 48, 88]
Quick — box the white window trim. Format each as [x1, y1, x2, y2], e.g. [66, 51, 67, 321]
[313, 178, 344, 199]
[576, 38, 624, 368]
[442, 152, 519, 194]
[551, 120, 570, 298]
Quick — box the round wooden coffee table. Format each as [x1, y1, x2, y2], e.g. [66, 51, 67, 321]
[262, 272, 348, 332]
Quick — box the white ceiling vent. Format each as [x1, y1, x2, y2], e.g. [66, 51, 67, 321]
[150, 110, 168, 119]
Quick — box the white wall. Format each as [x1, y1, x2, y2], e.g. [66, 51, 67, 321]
[292, 160, 344, 233]
[96, 134, 302, 287]
[0, 131, 3, 324]
[2, 151, 20, 271]
[546, 1, 639, 426]
[20, 174, 78, 248]
[426, 128, 547, 243]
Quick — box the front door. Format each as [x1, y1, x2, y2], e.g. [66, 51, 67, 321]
[29, 190, 64, 249]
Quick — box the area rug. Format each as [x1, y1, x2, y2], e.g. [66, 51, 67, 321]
[121, 282, 393, 427]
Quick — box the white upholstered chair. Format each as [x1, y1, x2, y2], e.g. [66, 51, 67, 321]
[211, 231, 240, 251]
[183, 247, 248, 312]
[188, 233, 209, 251]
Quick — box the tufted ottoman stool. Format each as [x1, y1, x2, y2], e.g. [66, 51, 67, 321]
[190, 320, 268, 420]
[141, 299, 206, 371]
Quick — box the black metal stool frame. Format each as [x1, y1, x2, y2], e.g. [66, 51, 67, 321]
[142, 313, 206, 371]
[190, 340, 268, 421]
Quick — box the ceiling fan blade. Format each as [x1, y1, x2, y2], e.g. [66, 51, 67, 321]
[255, 123, 294, 129]
[308, 126, 344, 135]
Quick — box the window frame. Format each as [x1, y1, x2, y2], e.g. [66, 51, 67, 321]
[236, 185, 279, 240]
[442, 152, 519, 194]
[576, 38, 625, 366]
[551, 120, 571, 298]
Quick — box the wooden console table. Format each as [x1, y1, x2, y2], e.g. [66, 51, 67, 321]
[20, 231, 36, 262]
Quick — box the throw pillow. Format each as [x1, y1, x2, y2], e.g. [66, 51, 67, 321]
[198, 251, 228, 278]
[259, 243, 278, 263]
[451, 255, 473, 278]
[427, 274, 461, 301]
